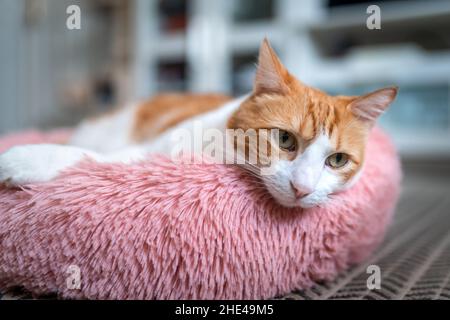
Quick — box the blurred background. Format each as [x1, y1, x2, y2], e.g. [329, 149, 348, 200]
[2, 0, 450, 300]
[1, 0, 450, 162]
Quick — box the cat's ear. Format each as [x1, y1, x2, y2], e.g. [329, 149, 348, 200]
[349, 87, 398, 124]
[254, 38, 292, 95]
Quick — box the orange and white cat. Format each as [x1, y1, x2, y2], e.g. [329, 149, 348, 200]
[0, 39, 397, 208]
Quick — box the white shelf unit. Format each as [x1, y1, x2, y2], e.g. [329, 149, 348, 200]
[129, 0, 450, 157]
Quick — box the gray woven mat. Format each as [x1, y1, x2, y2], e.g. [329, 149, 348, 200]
[281, 187, 450, 300]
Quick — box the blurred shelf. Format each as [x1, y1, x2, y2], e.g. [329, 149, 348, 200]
[157, 60, 187, 92]
[232, 0, 275, 23]
[157, 0, 188, 33]
[154, 31, 186, 60]
[230, 22, 283, 54]
[131, 0, 450, 157]
[310, 51, 450, 88]
[386, 129, 450, 157]
[313, 0, 450, 31]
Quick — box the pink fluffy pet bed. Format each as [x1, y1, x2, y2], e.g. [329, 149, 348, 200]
[0, 128, 401, 299]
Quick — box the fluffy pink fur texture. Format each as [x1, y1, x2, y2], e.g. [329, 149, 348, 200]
[0, 127, 401, 299]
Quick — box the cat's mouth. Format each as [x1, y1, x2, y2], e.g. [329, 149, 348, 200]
[267, 187, 321, 209]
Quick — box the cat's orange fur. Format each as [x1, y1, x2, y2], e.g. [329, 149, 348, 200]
[120, 39, 396, 184]
[230, 40, 396, 184]
[132, 93, 231, 142]
[0, 38, 397, 208]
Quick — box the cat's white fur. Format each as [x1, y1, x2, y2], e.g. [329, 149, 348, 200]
[0, 94, 353, 208]
[69, 103, 139, 153]
[262, 133, 344, 208]
[0, 97, 244, 183]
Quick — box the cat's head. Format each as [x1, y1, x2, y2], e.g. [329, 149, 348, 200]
[228, 39, 397, 208]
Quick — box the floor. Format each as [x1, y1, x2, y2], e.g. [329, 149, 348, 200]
[2, 160, 450, 300]
[282, 159, 450, 300]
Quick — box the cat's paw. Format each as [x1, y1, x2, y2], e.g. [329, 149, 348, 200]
[0, 146, 48, 186]
[0, 145, 70, 187]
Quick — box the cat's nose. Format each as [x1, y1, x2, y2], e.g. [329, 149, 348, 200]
[290, 182, 312, 198]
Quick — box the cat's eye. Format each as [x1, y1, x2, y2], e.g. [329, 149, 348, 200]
[277, 130, 296, 151]
[326, 153, 349, 169]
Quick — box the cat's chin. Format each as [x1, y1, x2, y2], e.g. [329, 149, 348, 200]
[275, 199, 324, 209]
[266, 190, 324, 209]
[296, 199, 329, 209]
[268, 190, 330, 209]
